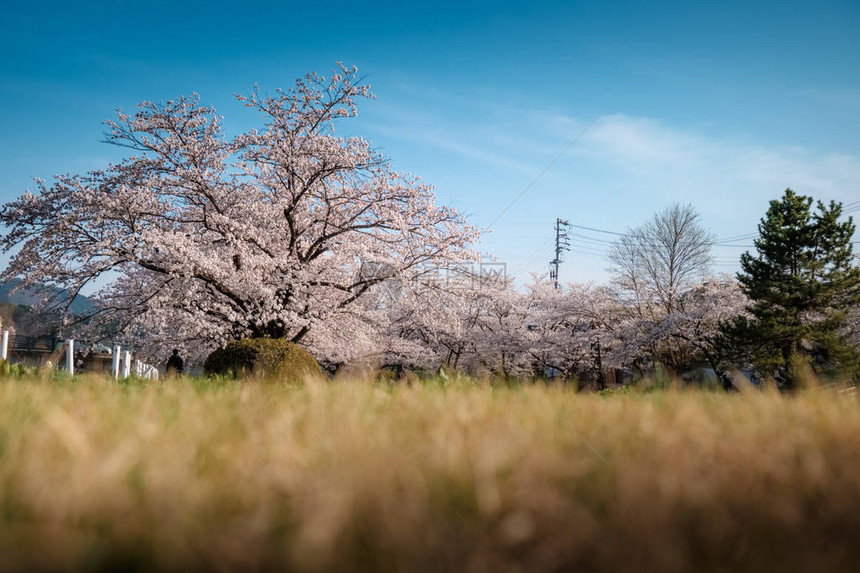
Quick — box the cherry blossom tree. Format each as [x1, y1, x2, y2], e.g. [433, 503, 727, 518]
[381, 267, 529, 376]
[471, 280, 534, 377]
[0, 65, 479, 359]
[521, 277, 620, 386]
[604, 276, 749, 377]
[649, 276, 749, 372]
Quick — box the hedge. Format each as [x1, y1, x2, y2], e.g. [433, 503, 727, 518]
[204, 338, 321, 381]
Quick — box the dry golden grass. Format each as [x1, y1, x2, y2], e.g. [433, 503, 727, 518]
[1, 374, 860, 572]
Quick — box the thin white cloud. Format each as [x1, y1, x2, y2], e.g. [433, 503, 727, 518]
[577, 115, 860, 206]
[369, 121, 539, 176]
[372, 99, 860, 209]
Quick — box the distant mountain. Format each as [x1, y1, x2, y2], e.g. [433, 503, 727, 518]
[0, 278, 96, 315]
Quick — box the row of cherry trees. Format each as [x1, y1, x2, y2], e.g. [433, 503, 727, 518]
[302, 271, 751, 385]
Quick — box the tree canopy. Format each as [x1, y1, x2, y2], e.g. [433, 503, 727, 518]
[609, 203, 714, 319]
[0, 65, 478, 359]
[727, 188, 859, 383]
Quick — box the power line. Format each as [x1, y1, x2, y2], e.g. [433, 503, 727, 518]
[569, 245, 610, 256]
[570, 232, 615, 245]
[569, 249, 609, 259]
[569, 224, 625, 236]
[716, 232, 757, 242]
[574, 222, 751, 245]
[485, 115, 603, 230]
[566, 218, 858, 262]
[511, 240, 552, 275]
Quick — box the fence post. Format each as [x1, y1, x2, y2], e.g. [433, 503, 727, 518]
[122, 350, 132, 378]
[65, 339, 75, 375]
[1, 330, 8, 361]
[112, 345, 121, 379]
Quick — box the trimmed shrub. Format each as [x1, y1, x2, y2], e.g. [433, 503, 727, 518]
[204, 338, 321, 381]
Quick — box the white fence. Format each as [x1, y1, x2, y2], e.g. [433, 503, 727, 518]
[0, 330, 159, 380]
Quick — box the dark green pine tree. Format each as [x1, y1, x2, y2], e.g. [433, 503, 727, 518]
[730, 189, 859, 385]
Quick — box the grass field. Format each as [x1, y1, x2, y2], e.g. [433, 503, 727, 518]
[1, 374, 860, 572]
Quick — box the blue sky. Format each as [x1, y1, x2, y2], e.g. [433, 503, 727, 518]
[1, 0, 858, 286]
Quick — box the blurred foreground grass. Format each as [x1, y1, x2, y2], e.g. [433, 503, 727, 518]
[1, 374, 860, 572]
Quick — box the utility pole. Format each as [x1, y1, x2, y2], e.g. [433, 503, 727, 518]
[550, 218, 571, 289]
